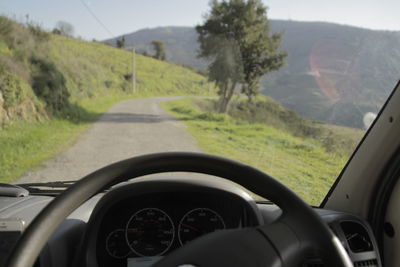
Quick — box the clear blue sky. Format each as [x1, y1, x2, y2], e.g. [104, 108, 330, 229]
[1, 0, 399, 40]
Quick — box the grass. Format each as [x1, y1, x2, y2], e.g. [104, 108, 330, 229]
[0, 19, 213, 183]
[226, 95, 364, 158]
[0, 92, 130, 183]
[49, 35, 213, 100]
[162, 98, 364, 205]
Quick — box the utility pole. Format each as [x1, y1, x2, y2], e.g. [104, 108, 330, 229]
[132, 47, 136, 93]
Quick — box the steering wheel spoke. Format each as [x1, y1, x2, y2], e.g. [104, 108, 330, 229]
[258, 220, 304, 266]
[154, 228, 282, 267]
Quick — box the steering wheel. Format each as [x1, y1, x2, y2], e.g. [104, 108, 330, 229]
[6, 152, 352, 267]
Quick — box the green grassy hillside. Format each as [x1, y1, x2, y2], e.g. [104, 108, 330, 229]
[162, 97, 364, 205]
[0, 16, 211, 182]
[50, 35, 210, 102]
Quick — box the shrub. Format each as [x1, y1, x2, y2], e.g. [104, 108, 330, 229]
[52, 28, 62, 35]
[28, 24, 50, 42]
[31, 58, 70, 111]
[0, 16, 13, 39]
[195, 112, 227, 122]
[0, 72, 30, 108]
[104, 80, 113, 88]
[123, 73, 133, 81]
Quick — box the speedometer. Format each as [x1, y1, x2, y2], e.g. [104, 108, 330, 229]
[178, 208, 225, 245]
[126, 208, 174, 257]
[106, 229, 131, 259]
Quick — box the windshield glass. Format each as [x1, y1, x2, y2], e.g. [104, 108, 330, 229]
[0, 0, 399, 206]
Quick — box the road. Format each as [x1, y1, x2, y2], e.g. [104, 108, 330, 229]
[15, 97, 200, 184]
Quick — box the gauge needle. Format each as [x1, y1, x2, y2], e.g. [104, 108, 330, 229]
[181, 223, 199, 232]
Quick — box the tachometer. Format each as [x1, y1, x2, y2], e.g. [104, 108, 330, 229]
[106, 229, 131, 259]
[178, 208, 225, 245]
[126, 208, 174, 257]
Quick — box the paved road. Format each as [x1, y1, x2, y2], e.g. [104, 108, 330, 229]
[15, 97, 200, 184]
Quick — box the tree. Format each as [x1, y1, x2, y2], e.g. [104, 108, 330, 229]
[207, 37, 244, 112]
[196, 0, 287, 112]
[52, 28, 62, 35]
[54, 21, 74, 36]
[116, 36, 125, 48]
[151, 40, 166, 61]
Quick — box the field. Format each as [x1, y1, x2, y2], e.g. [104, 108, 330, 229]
[0, 17, 212, 182]
[162, 97, 365, 205]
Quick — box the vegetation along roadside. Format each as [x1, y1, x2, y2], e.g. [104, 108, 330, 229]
[162, 97, 364, 205]
[0, 16, 212, 183]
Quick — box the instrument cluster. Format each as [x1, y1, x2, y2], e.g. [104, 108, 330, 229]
[95, 191, 250, 266]
[106, 207, 226, 258]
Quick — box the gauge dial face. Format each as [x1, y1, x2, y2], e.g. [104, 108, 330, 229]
[178, 208, 225, 245]
[126, 208, 174, 257]
[106, 229, 131, 259]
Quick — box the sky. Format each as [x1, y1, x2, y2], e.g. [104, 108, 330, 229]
[1, 0, 400, 40]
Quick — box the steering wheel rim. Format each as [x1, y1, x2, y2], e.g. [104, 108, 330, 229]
[6, 152, 352, 267]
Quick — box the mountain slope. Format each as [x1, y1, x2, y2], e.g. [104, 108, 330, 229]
[116, 26, 207, 69]
[106, 20, 400, 128]
[264, 20, 400, 128]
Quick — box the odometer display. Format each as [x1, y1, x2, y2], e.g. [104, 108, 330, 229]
[178, 208, 225, 245]
[126, 208, 174, 256]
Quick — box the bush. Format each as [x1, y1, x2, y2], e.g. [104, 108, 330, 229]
[52, 28, 62, 35]
[171, 106, 194, 115]
[195, 112, 227, 122]
[31, 58, 70, 111]
[0, 16, 13, 39]
[123, 73, 133, 81]
[0, 72, 28, 108]
[28, 24, 50, 42]
[230, 99, 322, 138]
[104, 80, 113, 88]
[0, 72, 29, 108]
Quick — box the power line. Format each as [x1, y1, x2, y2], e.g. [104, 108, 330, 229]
[79, 0, 114, 38]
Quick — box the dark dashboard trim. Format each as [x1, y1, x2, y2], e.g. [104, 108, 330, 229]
[368, 145, 400, 265]
[257, 203, 383, 266]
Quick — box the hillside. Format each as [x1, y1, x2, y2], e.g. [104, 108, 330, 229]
[162, 97, 364, 204]
[110, 27, 206, 69]
[0, 16, 210, 182]
[106, 20, 400, 128]
[0, 17, 210, 126]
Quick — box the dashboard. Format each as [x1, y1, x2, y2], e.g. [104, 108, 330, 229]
[0, 175, 383, 267]
[80, 176, 262, 267]
[95, 192, 254, 266]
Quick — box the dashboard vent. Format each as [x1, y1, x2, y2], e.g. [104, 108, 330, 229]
[340, 221, 373, 253]
[354, 259, 378, 266]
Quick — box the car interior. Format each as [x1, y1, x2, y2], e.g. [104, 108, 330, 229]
[1, 1, 400, 267]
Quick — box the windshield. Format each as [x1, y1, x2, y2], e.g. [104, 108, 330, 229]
[0, 0, 399, 206]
